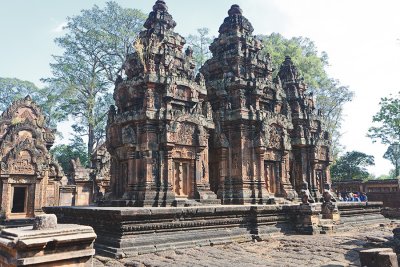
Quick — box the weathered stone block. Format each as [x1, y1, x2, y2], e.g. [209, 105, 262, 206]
[0, 223, 96, 266]
[32, 214, 57, 230]
[359, 248, 399, 267]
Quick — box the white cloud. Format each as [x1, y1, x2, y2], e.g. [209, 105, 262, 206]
[51, 21, 67, 33]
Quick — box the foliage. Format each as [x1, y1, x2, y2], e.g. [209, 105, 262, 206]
[383, 143, 400, 177]
[186, 28, 213, 72]
[0, 77, 43, 110]
[258, 33, 354, 158]
[368, 93, 400, 176]
[330, 151, 375, 181]
[51, 137, 88, 175]
[43, 1, 146, 156]
[0, 78, 65, 129]
[376, 174, 392, 180]
[368, 93, 400, 145]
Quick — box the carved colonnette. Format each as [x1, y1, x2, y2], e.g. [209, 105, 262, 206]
[106, 0, 218, 206]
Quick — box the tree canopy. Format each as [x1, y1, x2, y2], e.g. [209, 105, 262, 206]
[186, 28, 213, 72]
[367, 93, 400, 177]
[51, 137, 89, 175]
[43, 1, 146, 158]
[330, 151, 375, 181]
[368, 93, 400, 145]
[0, 78, 42, 112]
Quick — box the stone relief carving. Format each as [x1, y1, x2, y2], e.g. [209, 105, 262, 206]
[122, 126, 136, 145]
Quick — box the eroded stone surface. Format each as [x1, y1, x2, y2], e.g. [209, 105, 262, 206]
[92, 222, 399, 267]
[32, 214, 57, 230]
[105, 0, 333, 208]
[0, 223, 96, 266]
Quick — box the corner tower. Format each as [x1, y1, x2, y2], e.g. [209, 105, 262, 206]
[201, 5, 297, 204]
[106, 1, 218, 206]
[278, 56, 333, 199]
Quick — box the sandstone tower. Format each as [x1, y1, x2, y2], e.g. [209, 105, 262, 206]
[106, 0, 218, 206]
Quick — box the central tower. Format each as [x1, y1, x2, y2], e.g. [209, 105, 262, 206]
[201, 5, 298, 204]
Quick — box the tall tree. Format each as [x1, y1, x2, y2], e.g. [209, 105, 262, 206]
[258, 33, 354, 158]
[330, 151, 375, 181]
[383, 143, 400, 177]
[44, 2, 146, 157]
[186, 28, 213, 71]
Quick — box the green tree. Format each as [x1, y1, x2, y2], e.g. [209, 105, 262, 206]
[44, 2, 146, 157]
[186, 28, 213, 71]
[0, 78, 42, 112]
[368, 93, 400, 177]
[51, 137, 88, 175]
[383, 143, 400, 177]
[258, 33, 354, 158]
[330, 151, 375, 181]
[368, 93, 400, 145]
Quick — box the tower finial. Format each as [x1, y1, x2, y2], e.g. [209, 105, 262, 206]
[153, 0, 168, 12]
[228, 4, 242, 16]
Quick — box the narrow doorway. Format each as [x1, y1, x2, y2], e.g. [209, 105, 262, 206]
[11, 186, 27, 213]
[264, 161, 281, 196]
[173, 161, 191, 197]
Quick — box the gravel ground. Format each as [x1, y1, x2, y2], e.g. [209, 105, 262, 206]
[93, 221, 399, 267]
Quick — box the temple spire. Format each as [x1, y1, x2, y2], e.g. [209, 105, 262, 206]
[218, 4, 254, 35]
[144, 0, 176, 34]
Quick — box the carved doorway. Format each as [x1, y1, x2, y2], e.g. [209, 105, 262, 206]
[173, 160, 192, 197]
[11, 186, 27, 214]
[264, 161, 281, 196]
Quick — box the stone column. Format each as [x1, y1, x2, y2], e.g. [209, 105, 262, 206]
[0, 178, 10, 219]
[217, 148, 229, 203]
[34, 177, 43, 215]
[256, 146, 269, 203]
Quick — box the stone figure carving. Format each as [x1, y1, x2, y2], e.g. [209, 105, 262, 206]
[122, 126, 136, 144]
[300, 182, 315, 204]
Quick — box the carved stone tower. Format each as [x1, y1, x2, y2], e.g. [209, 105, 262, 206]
[0, 96, 64, 221]
[106, 0, 218, 206]
[278, 56, 332, 200]
[201, 5, 298, 204]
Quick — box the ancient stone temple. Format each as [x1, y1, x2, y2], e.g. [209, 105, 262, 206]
[106, 0, 218, 206]
[105, 1, 331, 207]
[200, 5, 331, 204]
[0, 96, 65, 221]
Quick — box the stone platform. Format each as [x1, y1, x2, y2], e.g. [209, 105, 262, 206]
[44, 201, 385, 259]
[0, 221, 96, 266]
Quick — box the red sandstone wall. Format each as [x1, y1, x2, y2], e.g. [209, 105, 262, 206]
[367, 192, 400, 208]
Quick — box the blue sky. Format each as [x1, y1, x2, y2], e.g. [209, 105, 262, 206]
[1, 0, 400, 176]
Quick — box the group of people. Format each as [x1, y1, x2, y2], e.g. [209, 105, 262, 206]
[337, 192, 368, 202]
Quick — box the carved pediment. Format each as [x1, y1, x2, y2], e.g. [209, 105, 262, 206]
[8, 150, 36, 175]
